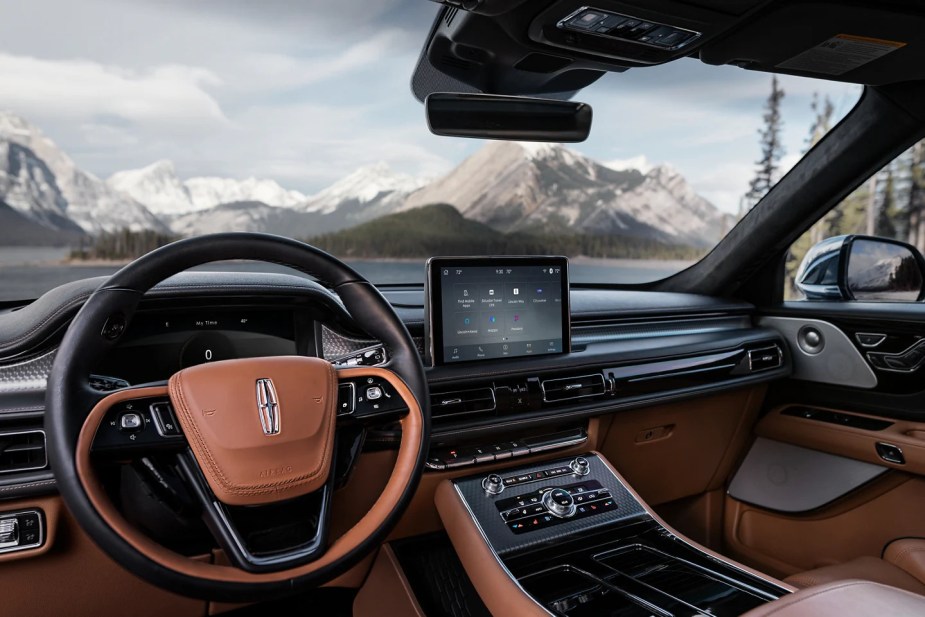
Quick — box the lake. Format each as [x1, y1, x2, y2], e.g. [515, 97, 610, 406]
[0, 247, 690, 301]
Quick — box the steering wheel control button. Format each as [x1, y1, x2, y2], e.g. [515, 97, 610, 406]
[570, 456, 590, 476]
[543, 487, 577, 518]
[365, 386, 383, 400]
[119, 412, 143, 432]
[0, 510, 44, 554]
[482, 473, 504, 495]
[337, 383, 356, 416]
[150, 402, 181, 436]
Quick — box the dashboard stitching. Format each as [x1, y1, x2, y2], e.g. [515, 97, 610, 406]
[0, 480, 56, 492]
[0, 293, 92, 349]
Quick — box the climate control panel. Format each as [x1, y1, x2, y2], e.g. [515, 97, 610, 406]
[495, 480, 616, 534]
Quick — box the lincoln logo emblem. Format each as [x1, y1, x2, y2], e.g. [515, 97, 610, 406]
[256, 378, 281, 436]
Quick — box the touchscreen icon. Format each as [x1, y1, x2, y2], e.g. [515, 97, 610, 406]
[513, 288, 520, 295]
[489, 289, 495, 296]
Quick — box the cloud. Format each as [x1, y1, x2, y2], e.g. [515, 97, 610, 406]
[0, 53, 227, 130]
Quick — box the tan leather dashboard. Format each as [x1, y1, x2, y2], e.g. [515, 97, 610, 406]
[758, 405, 925, 475]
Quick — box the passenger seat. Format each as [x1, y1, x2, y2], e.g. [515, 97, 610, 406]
[785, 539, 925, 596]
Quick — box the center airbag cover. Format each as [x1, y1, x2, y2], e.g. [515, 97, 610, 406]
[168, 356, 337, 506]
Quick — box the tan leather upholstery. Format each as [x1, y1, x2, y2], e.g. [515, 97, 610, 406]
[785, 539, 925, 596]
[169, 355, 337, 505]
[885, 539, 925, 584]
[785, 556, 925, 595]
[741, 580, 925, 617]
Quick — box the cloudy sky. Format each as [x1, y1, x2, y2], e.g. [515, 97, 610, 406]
[0, 0, 862, 213]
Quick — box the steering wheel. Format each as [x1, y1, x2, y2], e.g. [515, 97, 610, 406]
[45, 233, 430, 601]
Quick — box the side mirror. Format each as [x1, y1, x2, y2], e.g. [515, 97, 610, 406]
[795, 235, 925, 301]
[425, 93, 592, 142]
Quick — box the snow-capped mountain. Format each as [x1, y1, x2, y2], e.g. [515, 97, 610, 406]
[403, 142, 731, 247]
[0, 111, 166, 236]
[0, 111, 729, 251]
[170, 162, 427, 237]
[302, 162, 426, 215]
[108, 160, 306, 216]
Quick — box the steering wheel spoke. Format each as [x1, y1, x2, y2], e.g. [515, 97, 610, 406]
[89, 386, 187, 457]
[174, 450, 334, 573]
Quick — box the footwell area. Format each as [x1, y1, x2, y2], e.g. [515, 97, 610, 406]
[392, 532, 491, 617]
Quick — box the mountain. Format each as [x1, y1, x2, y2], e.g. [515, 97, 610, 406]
[108, 160, 306, 216]
[403, 142, 732, 248]
[171, 163, 428, 237]
[0, 111, 166, 235]
[310, 203, 705, 260]
[302, 162, 425, 215]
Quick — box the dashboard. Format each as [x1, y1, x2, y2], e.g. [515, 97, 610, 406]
[0, 269, 791, 499]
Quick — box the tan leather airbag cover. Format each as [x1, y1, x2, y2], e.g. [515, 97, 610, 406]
[169, 356, 336, 506]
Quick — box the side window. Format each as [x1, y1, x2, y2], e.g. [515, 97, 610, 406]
[786, 142, 925, 300]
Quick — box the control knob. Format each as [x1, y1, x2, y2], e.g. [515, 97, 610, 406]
[482, 473, 504, 495]
[570, 456, 590, 476]
[542, 488, 576, 518]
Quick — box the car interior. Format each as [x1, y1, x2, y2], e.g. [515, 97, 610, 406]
[6, 0, 925, 616]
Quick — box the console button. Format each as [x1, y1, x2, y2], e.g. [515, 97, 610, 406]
[542, 488, 577, 518]
[482, 473, 504, 495]
[570, 457, 590, 476]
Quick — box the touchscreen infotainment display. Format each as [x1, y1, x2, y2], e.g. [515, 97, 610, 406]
[426, 256, 570, 365]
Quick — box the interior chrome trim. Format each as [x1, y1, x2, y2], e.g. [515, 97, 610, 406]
[855, 332, 887, 348]
[0, 509, 44, 555]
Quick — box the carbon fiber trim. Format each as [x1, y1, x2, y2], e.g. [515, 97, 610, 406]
[452, 453, 648, 556]
[0, 350, 55, 394]
[321, 326, 425, 360]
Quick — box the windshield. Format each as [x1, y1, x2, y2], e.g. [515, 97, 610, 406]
[0, 1, 862, 300]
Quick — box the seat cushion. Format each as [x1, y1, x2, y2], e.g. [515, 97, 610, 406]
[785, 556, 925, 595]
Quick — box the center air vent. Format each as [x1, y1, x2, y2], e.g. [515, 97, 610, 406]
[748, 345, 783, 372]
[431, 387, 497, 418]
[0, 430, 47, 474]
[541, 374, 606, 403]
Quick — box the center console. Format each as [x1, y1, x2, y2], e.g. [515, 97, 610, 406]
[436, 453, 791, 617]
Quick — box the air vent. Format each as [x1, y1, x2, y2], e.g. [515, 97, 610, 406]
[431, 387, 496, 418]
[0, 430, 47, 474]
[440, 54, 474, 72]
[748, 345, 783, 372]
[541, 374, 606, 403]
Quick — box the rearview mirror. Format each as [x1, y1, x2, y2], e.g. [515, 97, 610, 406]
[425, 93, 592, 142]
[795, 235, 925, 301]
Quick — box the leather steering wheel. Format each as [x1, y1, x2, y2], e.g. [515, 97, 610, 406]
[45, 233, 430, 601]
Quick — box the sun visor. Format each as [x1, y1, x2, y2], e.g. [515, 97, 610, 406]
[699, 2, 925, 85]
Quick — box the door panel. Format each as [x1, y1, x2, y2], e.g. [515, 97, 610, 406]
[731, 305, 925, 578]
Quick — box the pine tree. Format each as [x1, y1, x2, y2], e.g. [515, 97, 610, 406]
[804, 93, 837, 245]
[876, 171, 898, 238]
[742, 76, 786, 213]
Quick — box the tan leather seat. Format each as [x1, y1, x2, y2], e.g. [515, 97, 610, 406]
[784, 539, 925, 596]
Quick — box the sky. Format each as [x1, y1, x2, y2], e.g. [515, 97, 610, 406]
[0, 0, 862, 214]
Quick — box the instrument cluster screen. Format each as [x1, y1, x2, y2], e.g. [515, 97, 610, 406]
[427, 257, 570, 365]
[94, 308, 297, 385]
